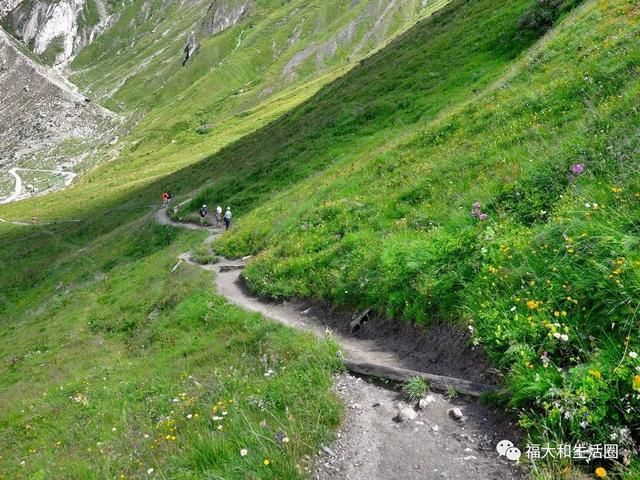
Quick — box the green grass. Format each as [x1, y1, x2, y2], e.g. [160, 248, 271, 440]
[0, 219, 341, 479]
[402, 377, 429, 402]
[190, 244, 218, 265]
[1, 0, 639, 477]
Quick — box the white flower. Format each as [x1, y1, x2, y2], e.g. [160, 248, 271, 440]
[112, 427, 117, 432]
[147, 468, 154, 475]
[212, 416, 223, 421]
[553, 332, 561, 340]
[510, 306, 516, 312]
[282, 436, 289, 443]
[560, 334, 569, 342]
[240, 448, 248, 457]
[585, 203, 591, 208]
[629, 352, 638, 359]
[222, 411, 228, 416]
[186, 414, 193, 419]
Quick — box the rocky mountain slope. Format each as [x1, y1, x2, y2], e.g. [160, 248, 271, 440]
[0, 26, 117, 202]
[1, 0, 111, 66]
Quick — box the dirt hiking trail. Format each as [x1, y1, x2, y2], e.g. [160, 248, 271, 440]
[156, 207, 524, 480]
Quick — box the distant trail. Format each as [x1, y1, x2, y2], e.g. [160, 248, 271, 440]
[155, 206, 523, 480]
[0, 167, 77, 205]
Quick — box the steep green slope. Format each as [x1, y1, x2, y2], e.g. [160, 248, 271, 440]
[0, 0, 638, 478]
[210, 0, 640, 475]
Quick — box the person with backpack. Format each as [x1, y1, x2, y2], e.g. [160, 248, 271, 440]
[224, 207, 232, 231]
[199, 204, 208, 226]
[161, 191, 169, 208]
[215, 205, 222, 228]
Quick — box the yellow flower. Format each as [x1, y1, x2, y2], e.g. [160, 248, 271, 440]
[595, 466, 607, 478]
[526, 300, 540, 310]
[263, 459, 270, 466]
[588, 370, 601, 380]
[633, 375, 640, 392]
[611, 187, 623, 193]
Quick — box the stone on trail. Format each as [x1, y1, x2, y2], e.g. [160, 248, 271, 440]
[418, 395, 435, 409]
[447, 407, 464, 421]
[321, 445, 337, 457]
[398, 407, 417, 422]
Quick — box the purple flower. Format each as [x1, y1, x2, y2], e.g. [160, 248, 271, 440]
[570, 163, 585, 176]
[472, 201, 481, 210]
[478, 213, 488, 221]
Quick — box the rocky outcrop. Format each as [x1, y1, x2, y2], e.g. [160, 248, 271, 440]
[202, 0, 251, 37]
[3, 0, 110, 65]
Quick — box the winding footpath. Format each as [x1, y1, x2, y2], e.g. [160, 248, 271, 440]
[155, 207, 524, 480]
[0, 167, 77, 204]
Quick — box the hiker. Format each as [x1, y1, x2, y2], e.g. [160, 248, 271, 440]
[215, 205, 222, 228]
[224, 207, 232, 231]
[199, 204, 208, 226]
[161, 191, 169, 208]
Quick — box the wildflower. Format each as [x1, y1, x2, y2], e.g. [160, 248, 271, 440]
[526, 300, 540, 310]
[588, 370, 601, 379]
[186, 414, 192, 419]
[611, 187, 623, 193]
[263, 459, 271, 465]
[478, 213, 488, 221]
[595, 467, 607, 478]
[570, 163, 585, 175]
[147, 468, 154, 475]
[633, 375, 640, 392]
[240, 449, 248, 457]
[629, 352, 638, 360]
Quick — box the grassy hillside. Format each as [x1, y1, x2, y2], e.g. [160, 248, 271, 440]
[0, 0, 638, 478]
[207, 0, 639, 476]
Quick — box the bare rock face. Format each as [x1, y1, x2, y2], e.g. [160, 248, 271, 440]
[3, 0, 111, 65]
[202, 0, 251, 37]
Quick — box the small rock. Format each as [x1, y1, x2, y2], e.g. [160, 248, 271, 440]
[431, 425, 440, 432]
[398, 407, 417, 422]
[372, 402, 381, 408]
[321, 446, 336, 457]
[448, 407, 464, 421]
[418, 395, 435, 409]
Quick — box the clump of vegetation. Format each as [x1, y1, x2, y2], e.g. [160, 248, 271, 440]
[190, 243, 218, 264]
[40, 35, 65, 65]
[517, 0, 585, 37]
[403, 376, 429, 402]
